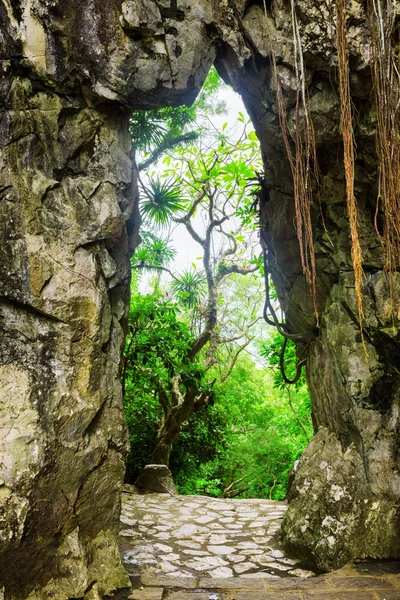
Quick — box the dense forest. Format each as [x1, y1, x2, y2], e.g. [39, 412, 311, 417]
[122, 70, 313, 500]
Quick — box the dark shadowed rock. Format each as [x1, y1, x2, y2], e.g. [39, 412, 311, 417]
[134, 465, 178, 495]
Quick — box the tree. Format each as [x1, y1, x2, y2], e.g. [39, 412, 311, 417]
[169, 350, 312, 500]
[124, 114, 264, 468]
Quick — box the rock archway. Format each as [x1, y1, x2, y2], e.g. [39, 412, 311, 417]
[0, 0, 398, 597]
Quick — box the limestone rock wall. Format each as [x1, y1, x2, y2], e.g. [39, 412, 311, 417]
[215, 0, 400, 572]
[0, 0, 399, 593]
[0, 1, 218, 598]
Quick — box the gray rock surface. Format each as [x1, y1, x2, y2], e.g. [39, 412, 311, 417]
[0, 1, 219, 598]
[0, 0, 399, 595]
[215, 0, 400, 572]
[134, 465, 178, 495]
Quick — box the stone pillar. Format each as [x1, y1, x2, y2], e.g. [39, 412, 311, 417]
[216, 0, 400, 571]
[0, 0, 216, 596]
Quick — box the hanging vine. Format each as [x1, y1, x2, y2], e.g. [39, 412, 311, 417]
[261, 0, 399, 378]
[368, 0, 400, 277]
[270, 0, 319, 321]
[335, 0, 367, 349]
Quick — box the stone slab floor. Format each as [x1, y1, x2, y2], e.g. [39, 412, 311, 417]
[118, 486, 400, 600]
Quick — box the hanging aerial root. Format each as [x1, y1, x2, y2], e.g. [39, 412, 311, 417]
[336, 0, 367, 354]
[368, 0, 400, 302]
[270, 0, 320, 322]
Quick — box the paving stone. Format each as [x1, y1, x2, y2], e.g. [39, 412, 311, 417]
[233, 562, 257, 574]
[230, 593, 302, 600]
[227, 555, 246, 563]
[195, 515, 216, 524]
[236, 542, 259, 550]
[208, 545, 237, 555]
[199, 578, 263, 589]
[207, 502, 234, 510]
[174, 524, 198, 538]
[121, 529, 137, 537]
[153, 543, 173, 553]
[128, 588, 163, 600]
[209, 567, 234, 577]
[166, 594, 222, 600]
[263, 577, 332, 591]
[176, 540, 201, 549]
[187, 557, 228, 570]
[303, 594, 376, 600]
[141, 575, 196, 587]
[209, 535, 228, 544]
[333, 577, 394, 589]
[240, 573, 280, 579]
[120, 492, 400, 597]
[159, 561, 179, 573]
[121, 516, 138, 526]
[288, 568, 317, 578]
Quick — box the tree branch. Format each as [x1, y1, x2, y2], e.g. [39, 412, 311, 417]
[220, 336, 255, 382]
[138, 131, 198, 171]
[157, 384, 171, 417]
[216, 263, 259, 283]
[171, 375, 184, 407]
[132, 263, 179, 281]
[174, 211, 206, 247]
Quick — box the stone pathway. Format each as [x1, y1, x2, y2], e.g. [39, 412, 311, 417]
[118, 487, 400, 599]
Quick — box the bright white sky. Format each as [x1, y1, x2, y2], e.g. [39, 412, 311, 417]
[171, 84, 248, 271]
[138, 80, 253, 294]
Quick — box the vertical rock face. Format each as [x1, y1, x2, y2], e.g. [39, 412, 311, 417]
[0, 0, 399, 593]
[0, 1, 217, 598]
[216, 0, 400, 572]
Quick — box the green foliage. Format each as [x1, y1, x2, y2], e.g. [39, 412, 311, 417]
[170, 405, 228, 495]
[171, 269, 207, 308]
[124, 69, 313, 499]
[132, 230, 176, 267]
[124, 389, 161, 482]
[260, 332, 306, 390]
[130, 110, 168, 152]
[130, 66, 225, 156]
[125, 293, 196, 386]
[170, 353, 313, 500]
[141, 177, 186, 226]
[124, 294, 312, 499]
[124, 293, 207, 479]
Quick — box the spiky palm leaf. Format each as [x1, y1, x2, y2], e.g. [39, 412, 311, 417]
[130, 110, 168, 151]
[132, 231, 176, 268]
[171, 269, 207, 308]
[141, 177, 185, 226]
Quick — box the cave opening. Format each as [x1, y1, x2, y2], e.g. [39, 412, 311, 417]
[2, 0, 400, 595]
[122, 67, 312, 503]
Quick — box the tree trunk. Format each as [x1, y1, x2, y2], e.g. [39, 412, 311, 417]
[216, 0, 400, 572]
[151, 400, 196, 466]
